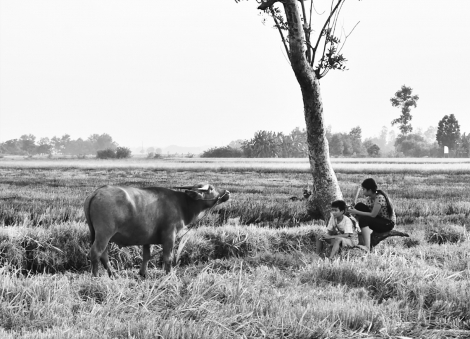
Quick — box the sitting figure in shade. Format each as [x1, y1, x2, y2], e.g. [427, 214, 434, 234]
[348, 178, 396, 252]
[315, 200, 359, 259]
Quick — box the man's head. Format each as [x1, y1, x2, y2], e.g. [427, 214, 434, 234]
[331, 200, 347, 217]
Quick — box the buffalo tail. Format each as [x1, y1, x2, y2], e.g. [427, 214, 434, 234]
[84, 190, 99, 245]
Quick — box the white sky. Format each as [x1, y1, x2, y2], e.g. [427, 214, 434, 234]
[1, 0, 470, 148]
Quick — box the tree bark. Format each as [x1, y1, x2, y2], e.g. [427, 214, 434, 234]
[282, 0, 342, 219]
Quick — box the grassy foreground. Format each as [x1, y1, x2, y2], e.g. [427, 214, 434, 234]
[0, 164, 470, 338]
[0, 224, 468, 338]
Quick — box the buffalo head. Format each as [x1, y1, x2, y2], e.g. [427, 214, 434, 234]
[174, 183, 230, 204]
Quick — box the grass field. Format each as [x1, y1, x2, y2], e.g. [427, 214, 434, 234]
[0, 158, 469, 338]
[3, 156, 470, 174]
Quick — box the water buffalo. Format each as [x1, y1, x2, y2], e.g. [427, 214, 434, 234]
[84, 183, 230, 277]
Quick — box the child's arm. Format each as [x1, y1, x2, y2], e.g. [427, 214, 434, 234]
[325, 213, 336, 233]
[319, 218, 337, 241]
[325, 217, 355, 239]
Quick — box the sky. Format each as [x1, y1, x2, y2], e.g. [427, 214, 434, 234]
[1, 0, 470, 149]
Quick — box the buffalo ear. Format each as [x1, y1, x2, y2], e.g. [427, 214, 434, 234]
[185, 190, 203, 200]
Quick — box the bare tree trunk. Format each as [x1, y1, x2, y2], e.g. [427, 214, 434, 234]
[283, 0, 342, 219]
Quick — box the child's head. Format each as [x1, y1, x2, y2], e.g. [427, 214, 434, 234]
[331, 200, 347, 217]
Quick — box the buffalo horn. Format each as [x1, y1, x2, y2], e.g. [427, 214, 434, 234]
[197, 184, 210, 191]
[173, 185, 194, 190]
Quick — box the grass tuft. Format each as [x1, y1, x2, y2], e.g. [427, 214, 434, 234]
[425, 224, 467, 245]
[402, 237, 420, 248]
[78, 280, 108, 303]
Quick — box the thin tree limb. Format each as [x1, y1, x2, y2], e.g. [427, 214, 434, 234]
[319, 67, 330, 79]
[331, 0, 345, 38]
[307, 0, 321, 65]
[311, 0, 344, 65]
[279, 45, 292, 66]
[270, 7, 291, 61]
[309, 0, 314, 36]
[300, 0, 308, 25]
[310, 0, 325, 16]
[318, 0, 337, 67]
[316, 0, 345, 72]
[299, 0, 311, 62]
[329, 0, 345, 47]
[337, 21, 360, 55]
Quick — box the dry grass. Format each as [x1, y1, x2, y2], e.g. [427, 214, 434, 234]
[3, 168, 470, 229]
[0, 235, 468, 338]
[3, 157, 470, 173]
[1, 165, 470, 338]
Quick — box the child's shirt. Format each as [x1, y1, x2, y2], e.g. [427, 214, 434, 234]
[326, 214, 354, 235]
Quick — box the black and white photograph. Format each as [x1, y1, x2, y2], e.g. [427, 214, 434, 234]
[0, 0, 469, 338]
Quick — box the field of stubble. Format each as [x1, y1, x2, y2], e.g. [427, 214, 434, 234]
[0, 158, 469, 338]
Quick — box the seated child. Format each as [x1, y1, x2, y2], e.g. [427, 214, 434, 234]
[315, 200, 358, 259]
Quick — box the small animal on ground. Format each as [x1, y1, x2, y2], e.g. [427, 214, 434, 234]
[288, 188, 312, 201]
[84, 183, 230, 277]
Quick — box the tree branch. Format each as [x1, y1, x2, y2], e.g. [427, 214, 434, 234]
[258, 0, 281, 10]
[310, 0, 325, 16]
[311, 0, 344, 65]
[317, 0, 339, 70]
[270, 7, 291, 61]
[337, 21, 360, 55]
[299, 0, 311, 62]
[308, 0, 314, 39]
[258, 0, 307, 10]
[329, 0, 344, 45]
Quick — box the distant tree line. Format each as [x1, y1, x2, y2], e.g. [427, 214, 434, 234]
[0, 133, 131, 158]
[202, 85, 467, 158]
[202, 127, 308, 158]
[202, 114, 468, 158]
[2, 111, 467, 159]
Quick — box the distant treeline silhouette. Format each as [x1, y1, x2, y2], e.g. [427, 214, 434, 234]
[203, 123, 470, 158]
[0, 133, 131, 158]
[3, 120, 470, 158]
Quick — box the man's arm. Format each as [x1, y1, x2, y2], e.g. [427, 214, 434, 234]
[323, 233, 352, 239]
[349, 201, 380, 218]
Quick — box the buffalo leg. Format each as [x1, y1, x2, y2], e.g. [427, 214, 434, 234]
[99, 247, 116, 278]
[162, 234, 175, 274]
[139, 244, 151, 278]
[90, 236, 111, 277]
